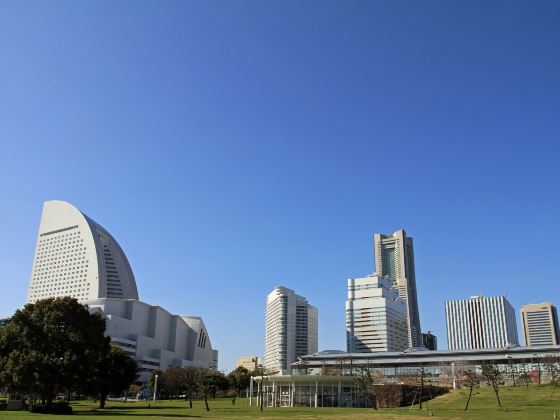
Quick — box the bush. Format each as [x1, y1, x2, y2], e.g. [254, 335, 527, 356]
[0, 401, 6, 410]
[30, 401, 73, 414]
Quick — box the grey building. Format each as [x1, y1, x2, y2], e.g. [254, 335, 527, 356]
[521, 303, 560, 346]
[422, 331, 437, 350]
[374, 229, 422, 347]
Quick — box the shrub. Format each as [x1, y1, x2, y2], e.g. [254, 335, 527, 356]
[30, 401, 73, 414]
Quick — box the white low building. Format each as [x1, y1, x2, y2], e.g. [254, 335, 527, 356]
[88, 299, 218, 382]
[27, 200, 218, 382]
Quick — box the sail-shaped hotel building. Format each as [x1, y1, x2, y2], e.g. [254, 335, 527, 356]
[27, 200, 218, 381]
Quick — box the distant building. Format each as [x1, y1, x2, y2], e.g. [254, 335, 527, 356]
[264, 286, 318, 375]
[374, 230, 422, 347]
[26, 200, 218, 381]
[346, 274, 408, 353]
[422, 331, 437, 350]
[0, 317, 10, 329]
[521, 303, 560, 346]
[236, 356, 259, 372]
[445, 295, 518, 350]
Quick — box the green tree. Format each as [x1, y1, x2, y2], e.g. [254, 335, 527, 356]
[162, 366, 184, 399]
[227, 366, 250, 404]
[0, 297, 110, 405]
[95, 346, 138, 409]
[181, 367, 200, 408]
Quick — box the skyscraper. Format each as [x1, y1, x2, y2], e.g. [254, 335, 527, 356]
[374, 230, 422, 347]
[264, 286, 318, 375]
[346, 274, 408, 353]
[520, 303, 560, 346]
[445, 295, 519, 350]
[27, 200, 138, 303]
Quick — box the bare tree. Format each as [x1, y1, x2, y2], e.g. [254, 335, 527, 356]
[295, 358, 312, 375]
[353, 366, 379, 409]
[457, 368, 480, 411]
[481, 362, 503, 408]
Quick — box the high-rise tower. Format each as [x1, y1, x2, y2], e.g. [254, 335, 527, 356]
[374, 229, 421, 347]
[264, 286, 318, 375]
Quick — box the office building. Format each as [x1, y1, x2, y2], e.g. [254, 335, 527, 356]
[346, 274, 408, 353]
[236, 356, 259, 372]
[520, 303, 560, 346]
[422, 331, 437, 350]
[374, 230, 422, 347]
[445, 295, 518, 350]
[27, 200, 218, 380]
[264, 286, 318, 375]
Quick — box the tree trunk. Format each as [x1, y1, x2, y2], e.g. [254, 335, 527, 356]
[493, 388, 501, 407]
[188, 390, 192, 408]
[464, 386, 473, 411]
[99, 393, 106, 409]
[204, 390, 209, 411]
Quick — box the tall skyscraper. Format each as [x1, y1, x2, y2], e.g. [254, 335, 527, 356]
[520, 303, 560, 346]
[374, 229, 422, 347]
[27, 200, 139, 303]
[264, 286, 318, 375]
[445, 295, 519, 350]
[346, 274, 408, 353]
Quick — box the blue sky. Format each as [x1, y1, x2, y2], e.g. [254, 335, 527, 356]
[1, 1, 559, 371]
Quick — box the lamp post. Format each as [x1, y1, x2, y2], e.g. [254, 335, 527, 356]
[153, 374, 158, 403]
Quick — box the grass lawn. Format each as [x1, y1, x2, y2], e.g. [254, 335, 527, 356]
[0, 385, 559, 419]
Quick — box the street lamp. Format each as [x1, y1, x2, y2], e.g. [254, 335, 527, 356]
[153, 374, 158, 403]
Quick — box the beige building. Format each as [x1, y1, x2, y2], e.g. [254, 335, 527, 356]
[521, 303, 560, 346]
[374, 230, 422, 347]
[236, 356, 259, 372]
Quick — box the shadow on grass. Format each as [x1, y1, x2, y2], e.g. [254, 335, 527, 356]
[75, 411, 201, 418]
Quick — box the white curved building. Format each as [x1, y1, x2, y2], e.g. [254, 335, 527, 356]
[27, 200, 138, 303]
[27, 200, 218, 379]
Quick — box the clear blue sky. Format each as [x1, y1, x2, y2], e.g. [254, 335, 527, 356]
[1, 1, 559, 372]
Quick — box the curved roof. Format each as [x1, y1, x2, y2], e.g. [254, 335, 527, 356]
[27, 200, 138, 303]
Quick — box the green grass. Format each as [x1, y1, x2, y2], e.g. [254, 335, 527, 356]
[0, 385, 559, 419]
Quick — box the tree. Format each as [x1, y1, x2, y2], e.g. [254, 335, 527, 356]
[353, 366, 379, 409]
[227, 366, 250, 404]
[295, 359, 312, 375]
[0, 297, 110, 405]
[252, 364, 276, 411]
[198, 368, 213, 411]
[163, 366, 185, 399]
[457, 367, 480, 411]
[181, 367, 200, 408]
[205, 370, 228, 399]
[481, 362, 503, 408]
[542, 354, 560, 386]
[95, 346, 138, 408]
